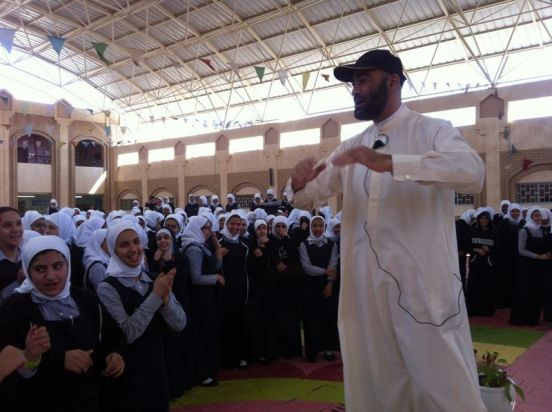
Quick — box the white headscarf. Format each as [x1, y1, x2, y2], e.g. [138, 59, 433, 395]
[272, 216, 289, 239]
[214, 207, 224, 216]
[254, 208, 268, 220]
[90, 210, 105, 219]
[17, 235, 72, 300]
[121, 214, 149, 249]
[105, 221, 143, 278]
[60, 207, 74, 217]
[335, 211, 342, 222]
[318, 206, 333, 223]
[307, 215, 328, 246]
[254, 219, 267, 231]
[504, 203, 522, 224]
[266, 188, 275, 196]
[73, 216, 105, 247]
[23, 210, 43, 230]
[247, 211, 255, 224]
[199, 195, 208, 206]
[83, 228, 110, 273]
[287, 209, 302, 228]
[221, 210, 244, 241]
[45, 212, 75, 244]
[524, 206, 542, 230]
[210, 195, 220, 207]
[324, 217, 340, 242]
[539, 208, 550, 228]
[254, 193, 262, 201]
[227, 194, 235, 204]
[21, 230, 42, 247]
[459, 209, 475, 225]
[165, 213, 185, 238]
[181, 215, 210, 245]
[106, 210, 126, 227]
[50, 199, 58, 208]
[72, 215, 86, 226]
[162, 203, 173, 214]
[131, 206, 142, 216]
[500, 200, 511, 215]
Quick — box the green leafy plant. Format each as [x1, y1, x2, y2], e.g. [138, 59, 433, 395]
[475, 350, 525, 403]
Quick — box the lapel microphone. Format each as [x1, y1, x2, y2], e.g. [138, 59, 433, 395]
[371, 134, 389, 150]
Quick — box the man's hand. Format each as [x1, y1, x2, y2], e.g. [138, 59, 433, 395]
[332, 147, 393, 173]
[291, 158, 327, 192]
[64, 349, 93, 374]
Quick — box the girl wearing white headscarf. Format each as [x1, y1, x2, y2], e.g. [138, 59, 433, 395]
[82, 229, 110, 292]
[1, 235, 125, 411]
[495, 203, 522, 308]
[267, 215, 302, 357]
[318, 205, 333, 224]
[164, 213, 185, 248]
[218, 210, 250, 369]
[510, 207, 552, 326]
[298, 216, 339, 362]
[106, 210, 126, 227]
[73, 216, 106, 248]
[44, 212, 75, 245]
[324, 218, 341, 243]
[225, 194, 238, 213]
[96, 221, 186, 412]
[72, 214, 86, 228]
[22, 210, 45, 234]
[180, 216, 224, 386]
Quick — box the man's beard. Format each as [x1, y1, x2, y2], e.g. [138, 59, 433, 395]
[354, 79, 388, 121]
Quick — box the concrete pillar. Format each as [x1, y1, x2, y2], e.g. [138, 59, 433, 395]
[139, 146, 148, 206]
[478, 117, 504, 211]
[56, 118, 72, 207]
[0, 122, 11, 206]
[175, 141, 186, 207]
[216, 136, 229, 198]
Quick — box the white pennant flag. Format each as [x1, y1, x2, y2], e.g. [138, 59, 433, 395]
[231, 63, 240, 78]
[127, 48, 145, 65]
[277, 70, 288, 86]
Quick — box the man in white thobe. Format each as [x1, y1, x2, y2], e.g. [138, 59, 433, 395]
[286, 50, 487, 411]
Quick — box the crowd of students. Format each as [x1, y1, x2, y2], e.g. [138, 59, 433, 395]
[456, 201, 552, 325]
[0, 189, 342, 412]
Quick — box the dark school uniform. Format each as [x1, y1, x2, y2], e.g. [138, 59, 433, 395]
[495, 218, 520, 308]
[299, 239, 340, 360]
[183, 239, 221, 382]
[218, 234, 249, 368]
[464, 226, 497, 316]
[510, 227, 548, 326]
[268, 234, 302, 358]
[0, 287, 125, 412]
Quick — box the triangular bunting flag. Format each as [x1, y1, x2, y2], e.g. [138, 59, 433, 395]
[510, 144, 517, 154]
[104, 126, 112, 137]
[87, 108, 94, 115]
[254, 66, 265, 83]
[200, 58, 216, 71]
[59, 141, 67, 147]
[24, 123, 33, 137]
[127, 47, 144, 65]
[90, 141, 96, 147]
[103, 110, 111, 117]
[522, 158, 533, 170]
[277, 70, 288, 86]
[120, 126, 127, 134]
[230, 63, 240, 77]
[322, 74, 330, 82]
[149, 115, 154, 123]
[302, 72, 311, 91]
[81, 141, 89, 148]
[446, 82, 451, 88]
[92, 42, 109, 64]
[464, 83, 470, 93]
[48, 36, 65, 56]
[0, 28, 16, 53]
[433, 82, 437, 90]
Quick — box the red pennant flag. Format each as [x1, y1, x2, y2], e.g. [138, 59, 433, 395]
[322, 74, 330, 82]
[522, 159, 534, 170]
[200, 58, 216, 71]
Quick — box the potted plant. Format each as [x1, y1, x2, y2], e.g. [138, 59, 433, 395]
[476, 350, 525, 412]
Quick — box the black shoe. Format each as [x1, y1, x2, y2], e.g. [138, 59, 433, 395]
[324, 352, 337, 362]
[200, 378, 218, 387]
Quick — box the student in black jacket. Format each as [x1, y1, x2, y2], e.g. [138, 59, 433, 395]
[0, 235, 125, 412]
[0, 207, 23, 305]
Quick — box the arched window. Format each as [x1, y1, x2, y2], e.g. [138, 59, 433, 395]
[75, 139, 103, 167]
[17, 134, 52, 164]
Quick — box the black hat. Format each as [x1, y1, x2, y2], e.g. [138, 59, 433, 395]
[334, 49, 406, 84]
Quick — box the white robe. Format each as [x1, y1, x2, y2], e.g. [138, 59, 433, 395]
[287, 105, 487, 412]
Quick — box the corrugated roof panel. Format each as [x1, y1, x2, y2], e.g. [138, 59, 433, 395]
[62, 0, 108, 23]
[208, 30, 256, 53]
[299, 0, 359, 24]
[147, 23, 189, 46]
[187, 3, 235, 33]
[30, 14, 77, 33]
[94, 20, 135, 40]
[250, 13, 303, 38]
[222, 0, 283, 20]
[125, 6, 167, 31]
[115, 62, 147, 79]
[313, 13, 375, 46]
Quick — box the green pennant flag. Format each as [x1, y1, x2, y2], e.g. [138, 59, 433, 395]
[254, 66, 265, 83]
[92, 42, 109, 64]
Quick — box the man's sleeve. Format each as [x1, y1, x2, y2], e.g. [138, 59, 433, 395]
[392, 120, 484, 194]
